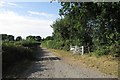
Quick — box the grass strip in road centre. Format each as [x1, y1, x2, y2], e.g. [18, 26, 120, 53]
[48, 49, 118, 77]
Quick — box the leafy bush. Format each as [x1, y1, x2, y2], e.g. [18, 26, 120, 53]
[109, 44, 120, 57]
[42, 39, 71, 51]
[42, 40, 65, 50]
[14, 40, 39, 47]
[92, 46, 110, 57]
[63, 40, 70, 51]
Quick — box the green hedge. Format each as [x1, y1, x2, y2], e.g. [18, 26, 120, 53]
[42, 40, 120, 57]
[41, 40, 70, 51]
[2, 41, 38, 75]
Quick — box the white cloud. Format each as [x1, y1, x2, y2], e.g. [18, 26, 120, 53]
[0, 11, 53, 38]
[0, 0, 17, 7]
[0, 0, 5, 7]
[28, 11, 55, 18]
[7, 2, 17, 6]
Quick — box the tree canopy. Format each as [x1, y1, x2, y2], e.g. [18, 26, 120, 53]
[16, 36, 22, 41]
[26, 35, 41, 42]
[1, 34, 14, 41]
[42, 2, 120, 57]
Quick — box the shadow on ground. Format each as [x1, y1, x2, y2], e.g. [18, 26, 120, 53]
[35, 47, 61, 61]
[21, 46, 61, 78]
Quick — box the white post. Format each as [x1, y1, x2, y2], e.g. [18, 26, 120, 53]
[81, 46, 84, 55]
[70, 45, 72, 51]
[75, 46, 77, 54]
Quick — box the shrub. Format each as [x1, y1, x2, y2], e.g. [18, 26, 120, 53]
[109, 44, 120, 57]
[92, 46, 109, 57]
[42, 40, 71, 51]
[42, 40, 64, 50]
[63, 40, 70, 51]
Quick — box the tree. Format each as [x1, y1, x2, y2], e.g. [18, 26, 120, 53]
[45, 36, 53, 40]
[43, 2, 120, 56]
[7, 35, 14, 41]
[26, 36, 35, 41]
[1, 34, 8, 41]
[1, 34, 14, 41]
[26, 35, 42, 42]
[16, 36, 22, 41]
[35, 36, 41, 41]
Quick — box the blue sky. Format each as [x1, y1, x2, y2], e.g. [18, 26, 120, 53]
[0, 1, 61, 38]
[1, 2, 61, 17]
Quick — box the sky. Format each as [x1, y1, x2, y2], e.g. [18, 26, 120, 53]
[0, 0, 61, 39]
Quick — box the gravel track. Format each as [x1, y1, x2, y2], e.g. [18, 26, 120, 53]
[21, 47, 117, 78]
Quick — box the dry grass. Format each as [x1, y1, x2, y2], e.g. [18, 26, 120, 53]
[48, 49, 118, 77]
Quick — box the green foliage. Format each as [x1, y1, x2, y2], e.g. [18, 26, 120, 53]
[42, 2, 120, 57]
[21, 40, 37, 47]
[109, 44, 120, 57]
[2, 41, 38, 75]
[2, 42, 35, 61]
[63, 40, 70, 51]
[42, 39, 71, 51]
[93, 46, 109, 57]
[1, 34, 14, 41]
[26, 35, 41, 42]
[42, 40, 64, 49]
[44, 36, 53, 40]
[16, 36, 22, 41]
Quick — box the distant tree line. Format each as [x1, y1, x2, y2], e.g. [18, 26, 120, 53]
[1, 34, 14, 41]
[1, 34, 42, 42]
[26, 35, 41, 42]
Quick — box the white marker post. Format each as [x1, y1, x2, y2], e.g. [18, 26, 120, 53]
[81, 46, 84, 55]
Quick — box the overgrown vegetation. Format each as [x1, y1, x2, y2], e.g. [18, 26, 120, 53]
[1, 34, 41, 78]
[42, 2, 120, 57]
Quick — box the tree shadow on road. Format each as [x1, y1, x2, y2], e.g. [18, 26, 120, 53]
[21, 46, 61, 78]
[35, 47, 61, 61]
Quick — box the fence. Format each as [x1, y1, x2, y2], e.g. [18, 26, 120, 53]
[70, 45, 89, 55]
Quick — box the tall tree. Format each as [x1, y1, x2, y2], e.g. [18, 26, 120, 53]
[45, 2, 120, 55]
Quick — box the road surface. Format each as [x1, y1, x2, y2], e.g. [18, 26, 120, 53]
[21, 47, 117, 78]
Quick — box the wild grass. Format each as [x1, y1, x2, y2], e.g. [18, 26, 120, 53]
[48, 49, 118, 77]
[2, 41, 38, 78]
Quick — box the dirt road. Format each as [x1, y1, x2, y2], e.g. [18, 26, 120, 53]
[21, 47, 117, 78]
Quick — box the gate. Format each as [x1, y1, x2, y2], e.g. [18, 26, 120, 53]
[70, 45, 89, 55]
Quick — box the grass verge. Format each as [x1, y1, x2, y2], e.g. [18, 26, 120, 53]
[48, 49, 118, 77]
[3, 60, 32, 78]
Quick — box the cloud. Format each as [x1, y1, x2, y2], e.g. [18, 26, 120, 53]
[0, 0, 5, 7]
[28, 11, 58, 19]
[0, 11, 53, 38]
[7, 2, 17, 6]
[0, 0, 17, 7]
